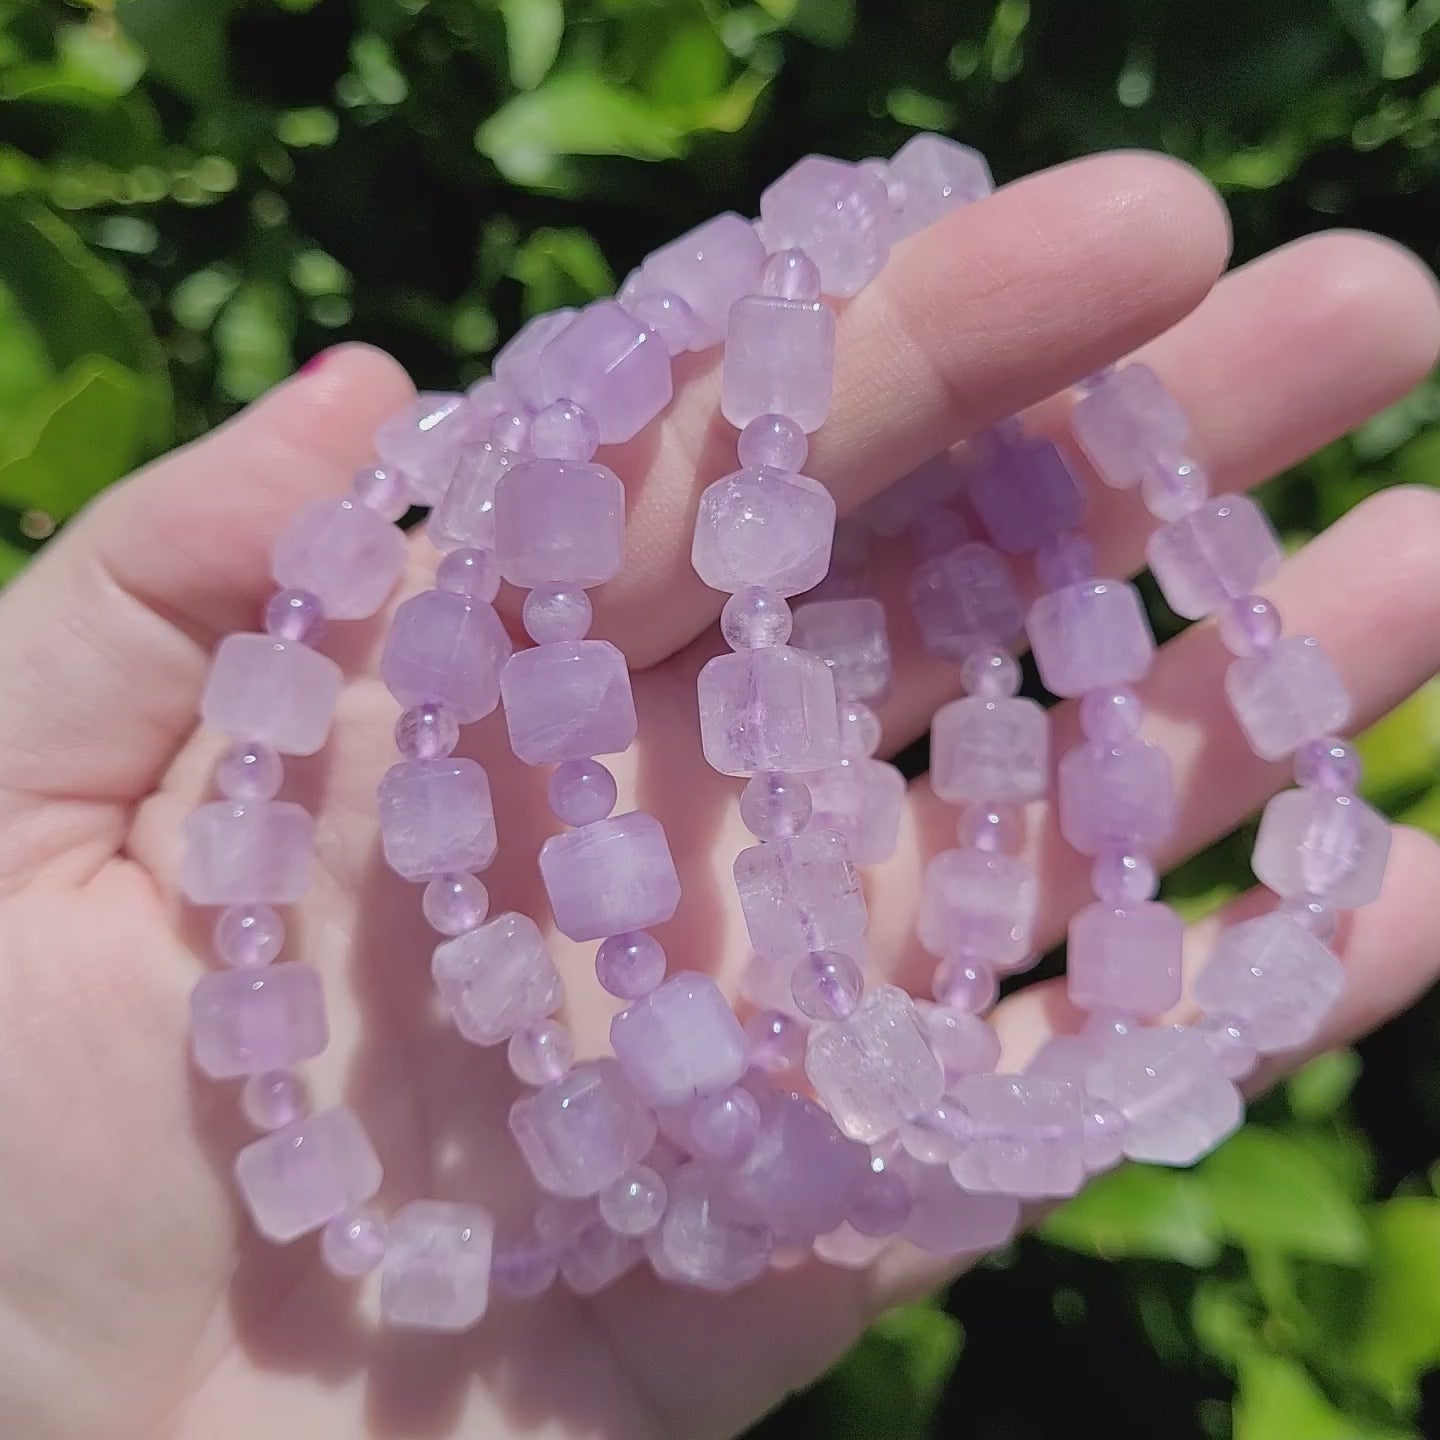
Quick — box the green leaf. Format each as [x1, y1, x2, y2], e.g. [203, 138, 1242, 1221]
[1043, 1165, 1222, 1266]
[1288, 1051, 1362, 1122]
[117, 0, 232, 105]
[1197, 1128, 1368, 1264]
[1356, 1198, 1440, 1402]
[215, 282, 293, 404]
[1236, 1351, 1412, 1440]
[500, 0, 564, 90]
[1357, 682, 1440, 811]
[510, 226, 614, 317]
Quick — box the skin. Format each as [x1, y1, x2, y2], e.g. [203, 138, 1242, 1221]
[0, 152, 1436, 1440]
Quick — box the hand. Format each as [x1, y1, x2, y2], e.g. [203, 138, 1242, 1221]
[0, 153, 1436, 1440]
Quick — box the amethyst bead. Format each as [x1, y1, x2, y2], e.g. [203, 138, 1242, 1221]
[1252, 787, 1391, 908]
[907, 543, 1024, 662]
[611, 972, 748, 1108]
[271, 496, 407, 621]
[502, 641, 638, 764]
[790, 950, 864, 1021]
[321, 1212, 387, 1278]
[181, 801, 314, 905]
[522, 585, 593, 645]
[215, 742, 282, 802]
[539, 811, 681, 941]
[203, 634, 342, 757]
[887, 132, 993, 238]
[421, 873, 489, 936]
[600, 1166, 668, 1236]
[638, 212, 765, 344]
[395, 701, 459, 760]
[734, 828, 867, 961]
[737, 414, 808, 472]
[804, 756, 905, 865]
[507, 1018, 573, 1086]
[381, 1200, 495, 1332]
[1146, 495, 1283, 621]
[739, 771, 813, 840]
[692, 467, 837, 597]
[427, 442, 514, 554]
[759, 155, 890, 297]
[721, 587, 794, 649]
[931, 696, 1048, 805]
[698, 646, 841, 776]
[1067, 900, 1184, 1018]
[214, 904, 284, 968]
[241, 1068, 309, 1131]
[381, 590, 511, 724]
[1070, 364, 1189, 491]
[432, 911, 562, 1047]
[1057, 739, 1176, 856]
[950, 1075, 1086, 1198]
[494, 458, 626, 589]
[1226, 635, 1352, 762]
[378, 757, 497, 880]
[791, 597, 891, 702]
[549, 758, 618, 826]
[722, 295, 836, 433]
[1027, 579, 1155, 698]
[917, 849, 1037, 969]
[595, 931, 667, 1000]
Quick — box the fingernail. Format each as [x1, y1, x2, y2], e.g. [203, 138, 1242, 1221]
[297, 347, 335, 376]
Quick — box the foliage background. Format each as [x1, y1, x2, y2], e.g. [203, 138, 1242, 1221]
[2, 0, 1439, 1436]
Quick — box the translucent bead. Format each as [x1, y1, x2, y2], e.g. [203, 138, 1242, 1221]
[760, 158, 890, 297]
[899, 1099, 970, 1164]
[722, 296, 835, 434]
[216, 742, 282, 802]
[273, 496, 407, 620]
[836, 700, 882, 757]
[242, 1069, 309, 1131]
[530, 401, 600, 462]
[1034, 532, 1096, 590]
[689, 1085, 762, 1161]
[1091, 852, 1159, 904]
[1082, 1102, 1127, 1170]
[699, 646, 841, 776]
[381, 1199, 496, 1331]
[494, 458, 626, 589]
[435, 913, 563, 1047]
[848, 1162, 913, 1236]
[1252, 788, 1390, 908]
[791, 950, 864, 1021]
[791, 597, 890, 701]
[182, 800, 314, 906]
[600, 1166, 668, 1236]
[488, 407, 532, 454]
[1027, 579, 1155, 698]
[908, 543, 1023, 661]
[594, 931, 667, 1000]
[933, 956, 997, 1014]
[631, 290, 701, 355]
[541, 811, 681, 941]
[548, 758, 618, 827]
[759, 248, 822, 301]
[738, 414, 809, 471]
[1140, 452, 1209, 521]
[1219, 595, 1282, 657]
[694, 467, 837, 597]
[522, 584, 593, 645]
[959, 647, 1020, 698]
[204, 634, 341, 757]
[507, 1018, 574, 1086]
[916, 1000, 1000, 1082]
[264, 587, 325, 644]
[395, 702, 460, 761]
[745, 1008, 805, 1075]
[1282, 895, 1338, 943]
[437, 548, 500, 600]
[422, 873, 489, 936]
[637, 212, 764, 344]
[740, 771, 813, 839]
[491, 1239, 559, 1300]
[1068, 900, 1183, 1018]
[1294, 736, 1361, 793]
[352, 464, 410, 521]
[1078, 687, 1142, 743]
[931, 695, 1048, 805]
[1148, 495, 1281, 619]
[214, 904, 285, 968]
[958, 804, 1021, 854]
[721, 587, 793, 649]
[1195, 1014, 1259, 1081]
[321, 1212, 387, 1278]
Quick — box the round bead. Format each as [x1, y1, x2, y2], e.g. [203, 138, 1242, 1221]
[1196, 1014, 1259, 1081]
[958, 804, 1021, 855]
[1091, 852, 1159, 904]
[530, 401, 600, 462]
[352, 464, 410, 521]
[241, 1069, 309, 1131]
[759, 248, 821, 301]
[1282, 895, 1338, 943]
[599, 1166, 668, 1236]
[321, 1211, 387, 1278]
[1082, 1101, 1126, 1169]
[1079, 685, 1143, 742]
[1295, 736, 1361, 793]
[932, 956, 997, 1014]
[507, 1019, 574, 1086]
[689, 1085, 762, 1162]
[548, 758, 618, 827]
[437, 547, 500, 601]
[214, 904, 284, 968]
[898, 1099, 970, 1165]
[489, 408, 532, 454]
[740, 771, 813, 839]
[595, 931, 667, 1000]
[721, 587, 793, 649]
[737, 414, 809, 472]
[522, 584, 592, 644]
[847, 1162, 912, 1237]
[909, 507, 970, 559]
[959, 647, 1020, 698]
[791, 950, 863, 1021]
[264, 587, 325, 644]
[422, 873, 489, 936]
[395, 702, 460, 760]
[836, 699, 883, 757]
[1220, 595, 1282, 657]
[216, 741, 283, 802]
[744, 1008, 805, 1075]
[631, 290, 700, 356]
[1141, 453, 1208, 521]
[491, 1239, 558, 1299]
[1035, 532, 1096, 590]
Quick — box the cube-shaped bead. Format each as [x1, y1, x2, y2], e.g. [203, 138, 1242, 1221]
[1067, 900, 1184, 1017]
[806, 985, 944, 1143]
[378, 758, 496, 880]
[374, 393, 473, 502]
[493, 309, 575, 411]
[692, 467, 836, 597]
[950, 1075, 1085, 1198]
[202, 633, 343, 756]
[759, 156, 891, 297]
[1027, 579, 1154, 698]
[1225, 636, 1352, 762]
[887, 132, 993, 240]
[181, 800, 314, 905]
[562, 1220, 644, 1297]
[380, 590, 511, 724]
[432, 911, 562, 1046]
[791, 598, 890, 700]
[1147, 495, 1283, 620]
[271, 497, 406, 621]
[653, 1163, 773, 1292]
[722, 295, 836, 433]
[734, 828, 867, 961]
[501, 640, 637, 764]
[235, 1105, 383, 1243]
[803, 757, 905, 865]
[611, 971, 748, 1107]
[697, 645, 840, 776]
[931, 696, 1048, 805]
[1057, 739, 1175, 856]
[1252, 788, 1390, 909]
[539, 810, 681, 941]
[535, 301, 672, 443]
[426, 442, 515, 553]
[895, 1153, 1020, 1256]
[1070, 364, 1190, 490]
[917, 848, 1037, 969]
[509, 1058, 657, 1198]
[968, 435, 1085, 555]
[190, 963, 328, 1079]
[493, 458, 625, 589]
[639, 212, 765, 344]
[381, 1200, 495, 1332]
[907, 543, 1024, 662]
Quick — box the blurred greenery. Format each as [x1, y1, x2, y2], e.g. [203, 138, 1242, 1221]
[2, 0, 1438, 1436]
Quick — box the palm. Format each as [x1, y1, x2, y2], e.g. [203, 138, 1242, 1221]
[1, 155, 1437, 1440]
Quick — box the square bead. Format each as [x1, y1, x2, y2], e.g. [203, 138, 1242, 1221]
[697, 645, 840, 776]
[887, 133, 993, 239]
[1252, 788, 1391, 909]
[1067, 900, 1183, 1017]
[380, 590, 511, 724]
[493, 458, 625, 589]
[917, 849, 1036, 969]
[722, 295, 836, 433]
[539, 810, 681, 941]
[374, 393, 473, 502]
[494, 309, 575, 411]
[931, 696, 1048, 805]
[1027, 579, 1155, 698]
[734, 828, 867, 961]
[692, 467, 836, 598]
[1147, 495, 1284, 620]
[235, 1105, 383, 1243]
[950, 1075, 1085, 1198]
[501, 640, 637, 764]
[181, 800, 314, 905]
[1071, 364, 1190, 490]
[427, 442, 515, 553]
[1057, 739, 1175, 856]
[896, 1154, 1020, 1256]
[432, 911, 562, 1046]
[509, 1058, 657, 1197]
[271, 497, 406, 621]
[806, 985, 944, 1143]
[202, 633, 342, 757]
[378, 758, 497, 880]
[639, 212, 765, 344]
[190, 964, 327, 1079]
[759, 155, 890, 297]
[791, 598, 890, 701]
[381, 1200, 495, 1332]
[803, 757, 905, 865]
[968, 435, 1085, 555]
[1226, 636, 1352, 762]
[611, 972, 748, 1107]
[907, 543, 1024, 662]
[536, 301, 673, 443]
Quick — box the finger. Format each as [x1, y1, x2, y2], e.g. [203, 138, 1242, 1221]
[585, 152, 1230, 666]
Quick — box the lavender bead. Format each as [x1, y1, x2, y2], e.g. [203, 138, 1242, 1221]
[759, 155, 890, 297]
[1027, 579, 1155, 698]
[933, 956, 998, 1014]
[692, 467, 837, 597]
[374, 393, 472, 503]
[896, 1155, 1020, 1256]
[740, 770, 813, 839]
[1067, 900, 1184, 1017]
[432, 911, 562, 1046]
[653, 1163, 773, 1291]
[950, 1075, 1086, 1199]
[1220, 595, 1283, 656]
[561, 1219, 643, 1296]
[436, 548, 498, 601]
[760, 248, 822, 300]
[968, 435, 1084, 556]
[421, 873, 489, 936]
[1147, 495, 1283, 620]
[837, 697, 883, 755]
[791, 950, 864, 1021]
[1092, 852, 1159, 904]
[378, 757, 497, 879]
[917, 849, 1037, 969]
[490, 1239, 559, 1300]
[501, 640, 638, 764]
[427, 442, 514, 553]
[271, 497, 406, 620]
[522, 585, 593, 645]
[191, 963, 326, 1079]
[549, 758, 618, 826]
[530, 401, 600, 462]
[792, 598, 891, 701]
[737, 414, 808, 472]
[264, 588, 325, 645]
[321, 1212, 386, 1278]
[1252, 788, 1391, 909]
[203, 634, 342, 757]
[1034, 532, 1096, 591]
[698, 646, 841, 776]
[847, 1160, 913, 1237]
[734, 828, 867, 961]
[638, 212, 765, 343]
[722, 295, 835, 433]
[931, 696, 1048, 805]
[494, 458, 625, 589]
[631, 290, 701, 355]
[690, 1086, 762, 1161]
[960, 647, 1020, 699]
[857, 452, 966, 538]
[1226, 635, 1352, 762]
[352, 464, 409, 521]
[804, 757, 905, 865]
[181, 800, 314, 905]
[216, 742, 282, 802]
[381, 1200, 495, 1332]
[395, 701, 459, 760]
[381, 590, 511, 724]
[611, 972, 748, 1107]
[916, 1000, 1001, 1083]
[1070, 364, 1189, 490]
[493, 308, 575, 411]
[595, 931, 666, 1000]
[908, 543, 1024, 662]
[1078, 685, 1143, 743]
[600, 1166, 668, 1236]
[887, 132, 993, 239]
[214, 904, 284, 968]
[540, 811, 681, 941]
[721, 587, 794, 650]
[507, 1018, 573, 1086]
[745, 1009, 805, 1075]
[241, 1069, 309, 1131]
[1057, 739, 1176, 856]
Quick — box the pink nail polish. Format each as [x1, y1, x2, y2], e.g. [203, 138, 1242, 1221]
[297, 348, 334, 377]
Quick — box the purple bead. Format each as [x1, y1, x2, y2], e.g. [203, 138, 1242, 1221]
[1078, 686, 1143, 743]
[549, 758, 618, 827]
[432, 910, 562, 1047]
[847, 1161, 913, 1237]
[436, 548, 499, 600]
[917, 849, 1037, 969]
[791, 598, 891, 702]
[501, 640, 637, 765]
[395, 701, 459, 761]
[1057, 739, 1176, 856]
[611, 971, 748, 1108]
[690, 1086, 762, 1161]
[698, 645, 841, 776]
[488, 404, 532, 455]
[958, 803, 1021, 854]
[1194, 1014, 1259, 1080]
[494, 309, 575, 411]
[790, 950, 864, 1020]
[560, 1220, 643, 1296]
[216, 742, 282, 802]
[381, 1200, 495, 1332]
[950, 1075, 1086, 1198]
[1034, 532, 1097, 591]
[734, 828, 867, 961]
[523, 585, 593, 645]
[1220, 595, 1282, 656]
[1141, 451, 1209, 521]
[490, 1239, 558, 1300]
[652, 1163, 773, 1291]
[381, 590, 511, 724]
[600, 1166, 668, 1236]
[426, 442, 514, 554]
[530, 401, 600, 462]
[321, 1212, 387, 1278]
[895, 1154, 1019, 1256]
[1082, 1101, 1127, 1170]
[837, 699, 883, 757]
[493, 458, 625, 590]
[1091, 852, 1159, 904]
[181, 800, 314, 905]
[264, 588, 324, 647]
[507, 1018, 573, 1086]
[1071, 364, 1190, 491]
[745, 1009, 805, 1075]
[759, 155, 890, 297]
[465, 376, 522, 435]
[540, 811, 681, 942]
[595, 931, 666, 1000]
[968, 435, 1085, 556]
[378, 757, 497, 880]
[1252, 787, 1391, 909]
[1285, 895, 1339, 942]
[740, 771, 813, 840]
[638, 212, 765, 344]
[887, 132, 993, 239]
[933, 956, 999, 1014]
[1226, 635, 1352, 762]
[352, 464, 409, 521]
[374, 393, 472, 504]
[1027, 579, 1155, 699]
[916, 1000, 1001, 1082]
[722, 295, 836, 433]
[693, 467, 837, 597]
[1147, 495, 1283, 621]
[272, 496, 407, 621]
[1295, 737, 1361, 792]
[1067, 900, 1184, 1018]
[760, 248, 823, 301]
[214, 904, 284, 968]
[959, 647, 1020, 698]
[931, 695, 1048, 805]
[908, 543, 1024, 663]
[631, 290, 701, 355]
[241, 1068, 309, 1131]
[421, 873, 489, 936]
[737, 414, 808, 472]
[203, 634, 341, 757]
[804, 756, 905, 865]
